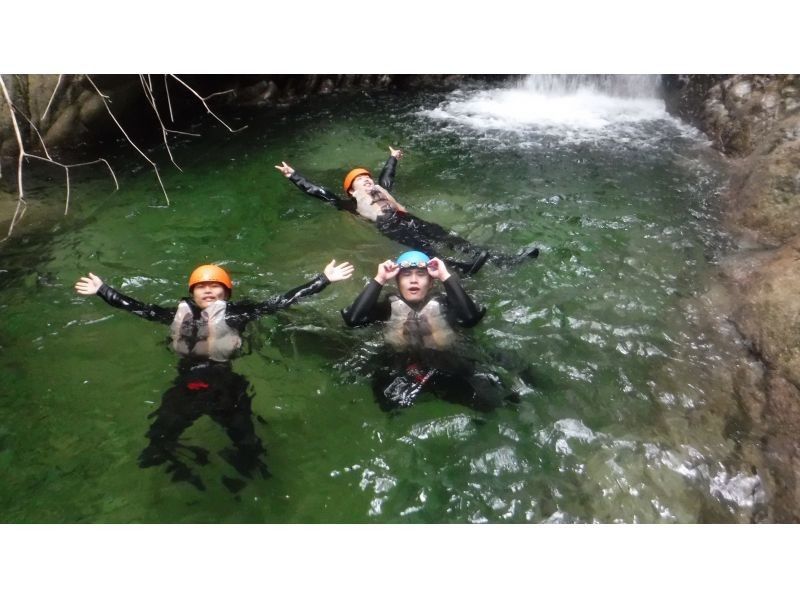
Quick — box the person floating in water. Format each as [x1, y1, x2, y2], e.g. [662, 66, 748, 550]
[274, 147, 538, 276]
[341, 250, 519, 412]
[74, 260, 354, 491]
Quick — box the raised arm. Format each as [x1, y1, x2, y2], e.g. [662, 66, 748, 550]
[275, 160, 355, 213]
[378, 146, 403, 190]
[75, 273, 176, 324]
[341, 260, 396, 327]
[427, 258, 485, 328]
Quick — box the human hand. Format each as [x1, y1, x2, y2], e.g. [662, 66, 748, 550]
[324, 260, 355, 282]
[75, 272, 104, 295]
[426, 258, 450, 281]
[375, 260, 399, 285]
[388, 146, 404, 160]
[274, 161, 295, 177]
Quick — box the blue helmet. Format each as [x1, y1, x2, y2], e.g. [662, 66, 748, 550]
[395, 250, 431, 269]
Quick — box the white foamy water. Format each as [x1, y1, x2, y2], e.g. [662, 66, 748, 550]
[418, 75, 692, 143]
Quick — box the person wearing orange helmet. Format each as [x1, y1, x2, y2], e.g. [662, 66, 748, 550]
[275, 146, 538, 276]
[74, 259, 354, 490]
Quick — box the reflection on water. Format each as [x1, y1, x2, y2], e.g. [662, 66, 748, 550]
[138, 361, 269, 494]
[0, 79, 764, 522]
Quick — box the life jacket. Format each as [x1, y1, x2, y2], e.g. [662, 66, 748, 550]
[169, 299, 242, 362]
[384, 294, 456, 352]
[351, 187, 396, 222]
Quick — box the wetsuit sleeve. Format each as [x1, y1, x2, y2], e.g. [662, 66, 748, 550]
[378, 156, 398, 190]
[96, 284, 176, 324]
[288, 172, 356, 214]
[233, 274, 332, 321]
[443, 276, 486, 328]
[341, 279, 392, 327]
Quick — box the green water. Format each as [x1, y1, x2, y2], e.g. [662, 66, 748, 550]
[0, 85, 764, 522]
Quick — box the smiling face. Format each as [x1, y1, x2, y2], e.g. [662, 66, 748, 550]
[396, 267, 432, 304]
[348, 173, 375, 196]
[191, 282, 229, 309]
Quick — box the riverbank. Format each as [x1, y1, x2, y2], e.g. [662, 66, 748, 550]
[665, 74, 800, 521]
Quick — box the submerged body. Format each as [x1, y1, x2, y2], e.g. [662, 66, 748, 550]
[76, 262, 353, 489]
[342, 254, 517, 411]
[277, 150, 538, 275]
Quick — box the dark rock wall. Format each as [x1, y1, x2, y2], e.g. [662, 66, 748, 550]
[0, 74, 511, 166]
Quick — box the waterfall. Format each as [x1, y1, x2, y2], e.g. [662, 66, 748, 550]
[418, 74, 682, 142]
[520, 75, 662, 99]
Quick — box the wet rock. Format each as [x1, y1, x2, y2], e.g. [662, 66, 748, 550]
[720, 236, 800, 521]
[724, 236, 800, 389]
[234, 79, 270, 105]
[669, 75, 800, 521]
[78, 92, 106, 126]
[43, 104, 85, 147]
[263, 80, 279, 102]
[725, 113, 800, 245]
[731, 80, 752, 99]
[760, 374, 800, 522]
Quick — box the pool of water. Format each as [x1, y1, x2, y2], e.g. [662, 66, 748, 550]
[0, 78, 765, 522]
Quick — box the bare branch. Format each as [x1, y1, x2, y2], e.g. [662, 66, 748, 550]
[165, 129, 201, 137]
[1, 74, 121, 237]
[65, 165, 71, 214]
[169, 75, 247, 133]
[202, 89, 237, 101]
[3, 74, 247, 239]
[164, 75, 175, 123]
[1, 74, 29, 239]
[23, 154, 120, 215]
[8, 98, 53, 160]
[41, 74, 63, 122]
[87, 75, 170, 206]
[3, 199, 28, 241]
[140, 75, 182, 172]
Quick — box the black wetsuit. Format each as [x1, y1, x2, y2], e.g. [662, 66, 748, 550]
[288, 157, 537, 275]
[95, 274, 330, 490]
[341, 276, 515, 412]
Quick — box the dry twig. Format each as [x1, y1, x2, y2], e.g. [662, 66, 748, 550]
[41, 74, 63, 122]
[169, 75, 247, 133]
[2, 74, 244, 239]
[86, 75, 171, 206]
[140, 75, 182, 172]
[0, 75, 119, 240]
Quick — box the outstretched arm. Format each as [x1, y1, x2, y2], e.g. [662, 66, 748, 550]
[75, 272, 176, 324]
[241, 260, 354, 320]
[275, 160, 355, 213]
[378, 146, 403, 190]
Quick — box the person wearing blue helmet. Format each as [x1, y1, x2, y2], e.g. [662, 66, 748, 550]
[341, 250, 519, 411]
[274, 147, 538, 277]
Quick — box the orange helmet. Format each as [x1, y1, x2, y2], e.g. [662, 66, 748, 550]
[343, 168, 372, 194]
[188, 264, 233, 294]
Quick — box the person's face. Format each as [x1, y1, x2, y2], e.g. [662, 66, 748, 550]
[349, 173, 375, 196]
[396, 268, 432, 303]
[192, 282, 228, 308]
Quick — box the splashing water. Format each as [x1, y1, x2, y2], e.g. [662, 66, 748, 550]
[419, 74, 686, 143]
